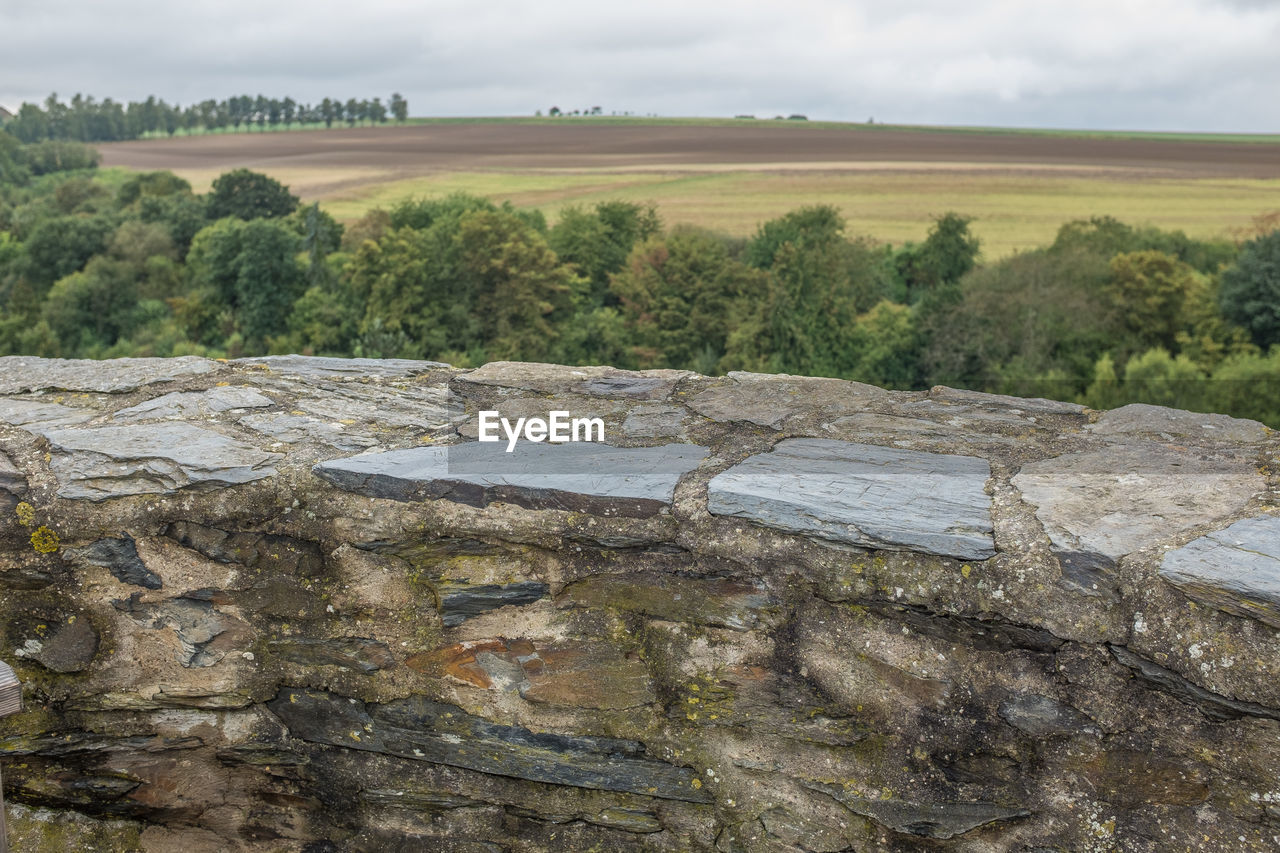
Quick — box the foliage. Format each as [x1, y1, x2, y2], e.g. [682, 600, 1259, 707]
[1219, 229, 1280, 348]
[894, 212, 980, 301]
[185, 217, 305, 347]
[206, 169, 299, 221]
[3, 160, 1279, 425]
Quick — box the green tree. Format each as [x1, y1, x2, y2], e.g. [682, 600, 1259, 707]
[549, 201, 661, 306]
[1219, 230, 1280, 349]
[20, 214, 116, 289]
[894, 212, 980, 301]
[206, 169, 299, 221]
[609, 227, 764, 369]
[185, 217, 306, 348]
[390, 93, 409, 123]
[1107, 250, 1213, 352]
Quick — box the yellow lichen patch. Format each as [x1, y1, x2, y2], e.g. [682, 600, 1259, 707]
[30, 526, 60, 554]
[15, 502, 35, 527]
[961, 564, 972, 579]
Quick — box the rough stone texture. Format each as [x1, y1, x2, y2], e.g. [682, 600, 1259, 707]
[71, 536, 163, 589]
[0, 355, 219, 392]
[112, 386, 273, 421]
[708, 438, 994, 559]
[1, 355, 1278, 853]
[1158, 515, 1280, 628]
[1090, 401, 1271, 445]
[43, 422, 281, 500]
[315, 441, 709, 517]
[232, 354, 446, 378]
[1012, 444, 1262, 575]
[0, 398, 97, 431]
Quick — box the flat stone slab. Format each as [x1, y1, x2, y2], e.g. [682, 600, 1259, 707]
[233, 354, 446, 379]
[314, 441, 708, 517]
[1013, 445, 1262, 569]
[1159, 515, 1280, 628]
[689, 373, 888, 429]
[240, 412, 378, 452]
[113, 386, 273, 421]
[0, 356, 219, 393]
[707, 439, 994, 560]
[458, 361, 690, 399]
[269, 688, 711, 802]
[0, 398, 97, 431]
[43, 423, 280, 501]
[1090, 403, 1269, 445]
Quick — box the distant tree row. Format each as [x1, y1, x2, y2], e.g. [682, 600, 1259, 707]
[0, 92, 410, 143]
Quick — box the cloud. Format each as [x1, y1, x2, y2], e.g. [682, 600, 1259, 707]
[1, 0, 1277, 131]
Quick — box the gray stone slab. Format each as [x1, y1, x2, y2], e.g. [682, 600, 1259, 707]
[1158, 515, 1280, 628]
[689, 373, 887, 429]
[0, 398, 96, 432]
[295, 384, 453, 430]
[0, 356, 219, 393]
[113, 386, 273, 421]
[314, 441, 708, 517]
[928, 385, 1087, 415]
[233, 354, 446, 379]
[1013, 446, 1262, 569]
[707, 439, 994, 559]
[240, 412, 378, 452]
[43, 423, 280, 501]
[459, 361, 691, 399]
[1090, 403, 1269, 445]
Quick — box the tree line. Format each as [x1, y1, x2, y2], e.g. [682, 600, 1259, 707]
[0, 92, 410, 143]
[1, 128, 1278, 425]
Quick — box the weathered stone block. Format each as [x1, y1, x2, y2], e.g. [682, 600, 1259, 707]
[44, 422, 280, 500]
[314, 441, 708, 517]
[1158, 515, 1280, 628]
[707, 438, 994, 559]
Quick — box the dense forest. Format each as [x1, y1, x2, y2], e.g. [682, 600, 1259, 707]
[2, 92, 409, 143]
[1, 128, 1279, 425]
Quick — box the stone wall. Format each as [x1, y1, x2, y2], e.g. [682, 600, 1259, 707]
[0, 355, 1277, 852]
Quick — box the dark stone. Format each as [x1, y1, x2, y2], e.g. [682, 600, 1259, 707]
[216, 743, 310, 767]
[31, 618, 99, 673]
[74, 536, 162, 589]
[708, 439, 994, 560]
[0, 732, 202, 758]
[166, 521, 324, 576]
[804, 780, 1030, 839]
[270, 637, 395, 673]
[863, 601, 1065, 654]
[439, 581, 549, 627]
[998, 694, 1092, 736]
[269, 688, 712, 803]
[1109, 645, 1280, 721]
[313, 442, 708, 518]
[560, 572, 772, 630]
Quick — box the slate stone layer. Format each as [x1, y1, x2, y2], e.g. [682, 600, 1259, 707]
[0, 356, 1277, 852]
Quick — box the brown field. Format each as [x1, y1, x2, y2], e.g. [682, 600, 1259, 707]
[96, 122, 1280, 255]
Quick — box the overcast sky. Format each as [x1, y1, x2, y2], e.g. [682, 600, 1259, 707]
[3, 0, 1278, 132]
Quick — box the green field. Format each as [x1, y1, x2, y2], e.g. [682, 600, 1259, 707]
[319, 168, 1280, 259]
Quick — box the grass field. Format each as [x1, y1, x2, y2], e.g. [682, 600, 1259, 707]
[315, 168, 1280, 258]
[100, 119, 1280, 258]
